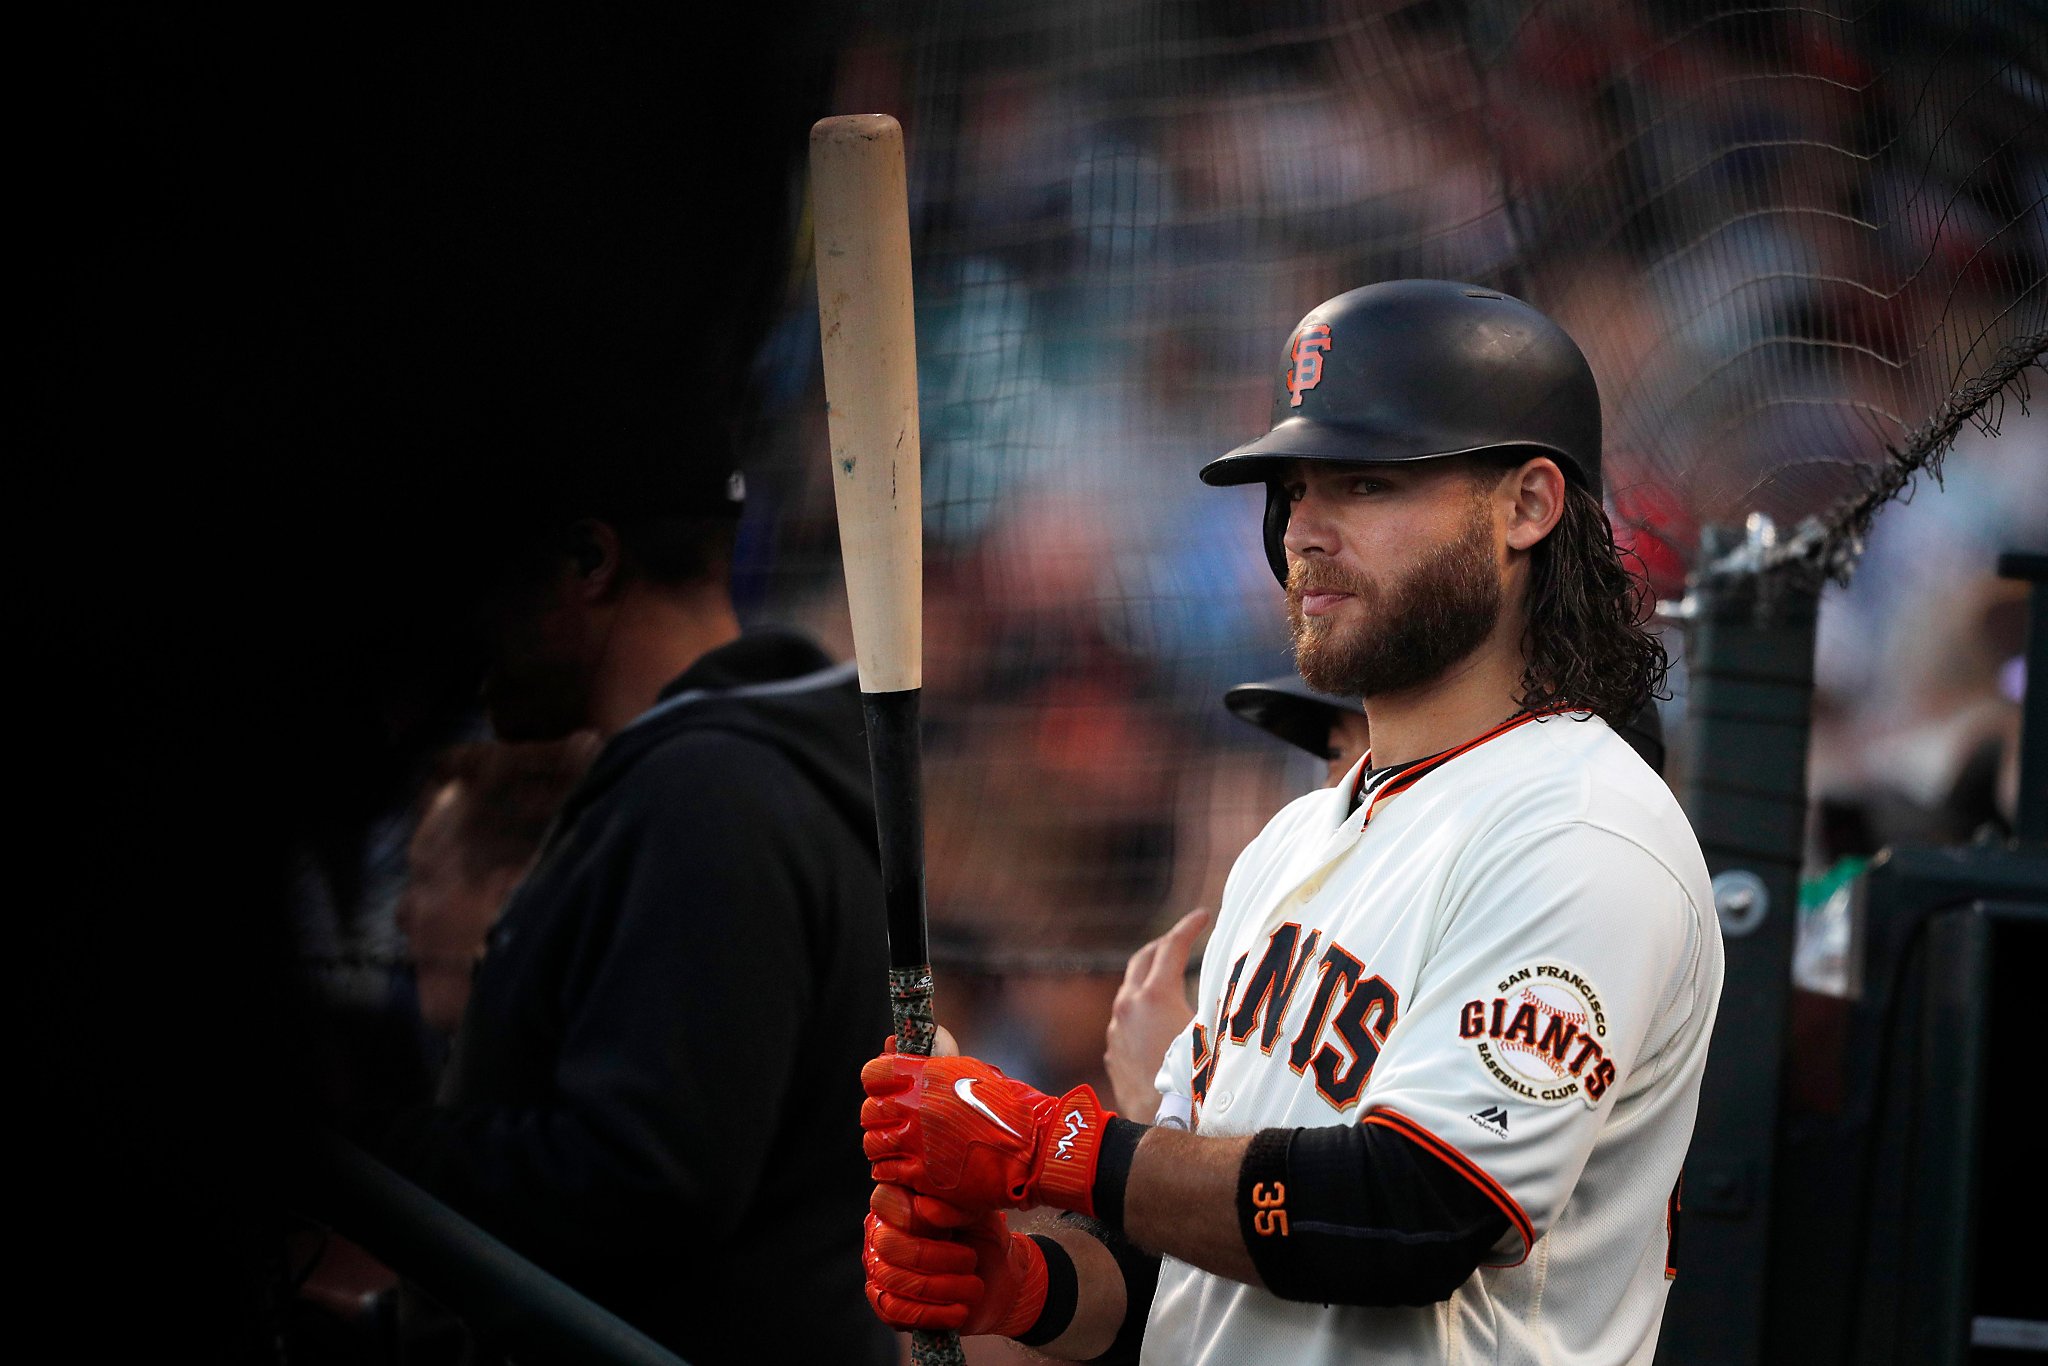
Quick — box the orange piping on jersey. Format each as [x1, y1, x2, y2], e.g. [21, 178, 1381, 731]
[1665, 1173, 1682, 1280]
[1357, 706, 1580, 829]
[1364, 1107, 1534, 1266]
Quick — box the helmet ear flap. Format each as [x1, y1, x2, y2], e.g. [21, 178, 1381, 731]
[1262, 481, 1290, 586]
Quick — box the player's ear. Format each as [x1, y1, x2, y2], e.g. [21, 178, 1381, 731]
[1503, 457, 1566, 552]
[563, 519, 623, 601]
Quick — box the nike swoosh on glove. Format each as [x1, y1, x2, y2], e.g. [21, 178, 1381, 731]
[862, 1184, 1048, 1338]
[860, 1047, 1114, 1214]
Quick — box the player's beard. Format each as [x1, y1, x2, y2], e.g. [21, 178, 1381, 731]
[1287, 502, 1503, 699]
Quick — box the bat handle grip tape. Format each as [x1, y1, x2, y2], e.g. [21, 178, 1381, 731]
[892, 972, 960, 1366]
[910, 1328, 968, 1366]
[889, 966, 939, 1058]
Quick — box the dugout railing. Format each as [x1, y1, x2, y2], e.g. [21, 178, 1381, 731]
[298, 1131, 687, 1366]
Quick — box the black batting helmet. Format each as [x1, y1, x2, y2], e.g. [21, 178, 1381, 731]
[1200, 279, 1603, 583]
[1222, 673, 1362, 760]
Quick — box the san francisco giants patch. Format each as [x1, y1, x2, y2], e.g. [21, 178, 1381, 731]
[1458, 962, 1617, 1107]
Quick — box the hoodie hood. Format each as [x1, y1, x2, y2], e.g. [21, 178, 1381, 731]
[552, 630, 877, 854]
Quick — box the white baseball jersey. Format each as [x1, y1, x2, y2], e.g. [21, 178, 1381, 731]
[1146, 710, 1722, 1366]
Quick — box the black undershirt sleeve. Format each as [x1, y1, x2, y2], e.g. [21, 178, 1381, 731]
[1236, 1123, 1513, 1307]
[1016, 1235, 1079, 1348]
[1047, 1211, 1159, 1365]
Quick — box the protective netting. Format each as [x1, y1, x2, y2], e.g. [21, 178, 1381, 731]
[733, 0, 2044, 1079]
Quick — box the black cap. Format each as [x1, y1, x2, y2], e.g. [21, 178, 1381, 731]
[463, 372, 747, 532]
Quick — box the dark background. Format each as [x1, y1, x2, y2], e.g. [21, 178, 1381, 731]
[27, 6, 834, 1350]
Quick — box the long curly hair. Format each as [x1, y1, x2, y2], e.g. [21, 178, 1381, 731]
[1514, 478, 1670, 725]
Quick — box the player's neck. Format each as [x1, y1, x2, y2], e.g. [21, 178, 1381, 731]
[1360, 635, 1529, 770]
[586, 581, 741, 737]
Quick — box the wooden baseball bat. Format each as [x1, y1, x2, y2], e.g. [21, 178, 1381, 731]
[809, 114, 960, 1366]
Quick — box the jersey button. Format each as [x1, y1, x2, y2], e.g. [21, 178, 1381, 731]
[1211, 1090, 1233, 1114]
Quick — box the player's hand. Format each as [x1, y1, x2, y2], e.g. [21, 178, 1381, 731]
[862, 1184, 1048, 1337]
[860, 1048, 1114, 1215]
[1105, 907, 1209, 1117]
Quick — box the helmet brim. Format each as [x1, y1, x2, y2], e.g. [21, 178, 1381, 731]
[1223, 673, 1363, 759]
[1200, 416, 1582, 487]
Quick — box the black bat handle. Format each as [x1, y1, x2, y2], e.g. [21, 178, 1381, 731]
[861, 690, 966, 1366]
[861, 689, 929, 974]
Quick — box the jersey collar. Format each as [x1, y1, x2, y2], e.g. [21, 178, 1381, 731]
[1349, 707, 1580, 828]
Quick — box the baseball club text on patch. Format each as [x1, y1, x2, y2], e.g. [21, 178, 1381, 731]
[1459, 962, 1615, 1106]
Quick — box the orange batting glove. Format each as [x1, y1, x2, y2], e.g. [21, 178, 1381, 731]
[862, 1184, 1049, 1338]
[860, 1047, 1114, 1215]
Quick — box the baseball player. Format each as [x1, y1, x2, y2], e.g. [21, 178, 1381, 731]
[859, 279, 1723, 1364]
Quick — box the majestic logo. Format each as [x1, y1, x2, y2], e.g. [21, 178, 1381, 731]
[954, 1077, 1023, 1138]
[1459, 962, 1616, 1106]
[1286, 322, 1333, 407]
[1468, 1105, 1510, 1139]
[1053, 1108, 1090, 1161]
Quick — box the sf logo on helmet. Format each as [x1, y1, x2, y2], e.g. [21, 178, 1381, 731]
[1286, 322, 1332, 407]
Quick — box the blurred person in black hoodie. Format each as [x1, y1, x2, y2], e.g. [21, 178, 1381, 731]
[27, 3, 850, 1352]
[378, 448, 896, 1366]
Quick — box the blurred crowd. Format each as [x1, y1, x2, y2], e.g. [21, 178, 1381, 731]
[1809, 410, 2043, 851]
